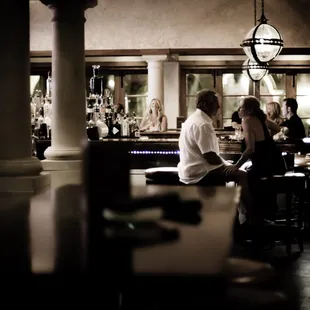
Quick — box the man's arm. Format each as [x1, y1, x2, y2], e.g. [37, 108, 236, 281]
[196, 123, 236, 168]
[232, 122, 242, 129]
[203, 152, 226, 165]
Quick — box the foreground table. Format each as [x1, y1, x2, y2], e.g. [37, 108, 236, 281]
[0, 182, 241, 304]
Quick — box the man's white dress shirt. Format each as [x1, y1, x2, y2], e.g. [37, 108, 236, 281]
[178, 109, 223, 184]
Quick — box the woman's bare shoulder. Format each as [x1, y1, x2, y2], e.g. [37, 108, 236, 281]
[242, 116, 255, 127]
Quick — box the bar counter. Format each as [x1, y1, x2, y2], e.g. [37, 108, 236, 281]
[35, 130, 308, 169]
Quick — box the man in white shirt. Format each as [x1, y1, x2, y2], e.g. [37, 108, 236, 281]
[178, 89, 252, 222]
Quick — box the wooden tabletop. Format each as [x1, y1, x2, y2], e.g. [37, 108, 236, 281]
[131, 185, 241, 276]
[0, 183, 240, 279]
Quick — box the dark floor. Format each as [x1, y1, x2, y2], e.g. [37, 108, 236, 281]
[231, 240, 310, 310]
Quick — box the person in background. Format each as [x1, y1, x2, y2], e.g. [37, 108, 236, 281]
[177, 89, 252, 224]
[139, 98, 168, 132]
[266, 101, 284, 125]
[280, 98, 306, 139]
[231, 107, 242, 129]
[114, 103, 124, 114]
[235, 96, 285, 223]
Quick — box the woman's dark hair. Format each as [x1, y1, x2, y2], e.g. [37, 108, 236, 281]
[242, 96, 266, 122]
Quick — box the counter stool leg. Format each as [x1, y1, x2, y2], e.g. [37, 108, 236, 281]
[285, 191, 293, 256]
[298, 189, 305, 253]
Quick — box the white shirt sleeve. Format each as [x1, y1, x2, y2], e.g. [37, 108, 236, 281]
[194, 123, 219, 155]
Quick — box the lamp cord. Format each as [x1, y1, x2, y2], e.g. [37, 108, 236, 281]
[261, 0, 264, 15]
[254, 0, 257, 26]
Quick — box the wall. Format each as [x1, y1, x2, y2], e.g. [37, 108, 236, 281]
[30, 0, 310, 129]
[30, 0, 310, 51]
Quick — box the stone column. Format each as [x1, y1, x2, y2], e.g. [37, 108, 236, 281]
[164, 56, 180, 129]
[40, 0, 97, 171]
[142, 55, 167, 108]
[0, 0, 47, 192]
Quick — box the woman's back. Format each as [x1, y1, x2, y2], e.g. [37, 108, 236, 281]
[248, 116, 266, 142]
[246, 116, 284, 176]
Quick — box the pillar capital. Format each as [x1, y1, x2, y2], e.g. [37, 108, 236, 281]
[40, 0, 97, 10]
[142, 55, 168, 63]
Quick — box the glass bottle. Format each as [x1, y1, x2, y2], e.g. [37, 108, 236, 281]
[89, 65, 103, 96]
[46, 71, 52, 98]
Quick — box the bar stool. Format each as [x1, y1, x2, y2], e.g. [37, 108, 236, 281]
[257, 172, 306, 256]
[293, 156, 310, 236]
[145, 167, 181, 185]
[144, 167, 226, 186]
[222, 257, 275, 287]
[222, 258, 289, 310]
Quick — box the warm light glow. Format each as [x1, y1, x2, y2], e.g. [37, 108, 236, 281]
[222, 74, 232, 86]
[296, 74, 310, 96]
[108, 79, 115, 89]
[240, 75, 250, 90]
[30, 75, 40, 96]
[241, 23, 283, 64]
[242, 59, 268, 82]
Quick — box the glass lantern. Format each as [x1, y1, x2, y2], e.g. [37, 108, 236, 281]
[241, 16, 283, 64]
[242, 58, 269, 82]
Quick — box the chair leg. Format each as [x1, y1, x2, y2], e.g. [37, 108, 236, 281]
[285, 192, 293, 257]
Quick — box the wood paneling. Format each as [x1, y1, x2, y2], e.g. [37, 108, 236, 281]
[30, 47, 310, 58]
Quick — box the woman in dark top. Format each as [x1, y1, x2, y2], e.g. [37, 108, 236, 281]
[235, 96, 286, 223]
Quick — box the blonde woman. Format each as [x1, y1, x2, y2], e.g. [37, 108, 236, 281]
[139, 98, 168, 132]
[266, 101, 284, 125]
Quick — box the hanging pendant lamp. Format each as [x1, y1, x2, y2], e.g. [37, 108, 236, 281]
[241, 0, 283, 64]
[242, 58, 268, 82]
[242, 0, 269, 81]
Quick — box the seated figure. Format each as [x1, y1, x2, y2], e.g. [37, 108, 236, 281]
[177, 89, 252, 224]
[235, 96, 286, 223]
[266, 101, 284, 125]
[139, 98, 168, 132]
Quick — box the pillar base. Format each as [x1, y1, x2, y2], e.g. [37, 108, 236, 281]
[49, 170, 82, 188]
[42, 159, 81, 171]
[0, 172, 50, 194]
[0, 157, 42, 177]
[44, 146, 81, 161]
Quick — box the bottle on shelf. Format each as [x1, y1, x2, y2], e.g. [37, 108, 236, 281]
[96, 115, 109, 138]
[129, 112, 140, 138]
[89, 65, 103, 96]
[86, 98, 94, 123]
[93, 96, 100, 123]
[121, 114, 129, 137]
[46, 71, 52, 99]
[110, 114, 121, 138]
[30, 97, 36, 127]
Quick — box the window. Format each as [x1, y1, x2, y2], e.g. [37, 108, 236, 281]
[259, 73, 286, 113]
[124, 74, 148, 118]
[185, 73, 214, 116]
[181, 69, 309, 133]
[296, 73, 310, 134]
[222, 73, 250, 127]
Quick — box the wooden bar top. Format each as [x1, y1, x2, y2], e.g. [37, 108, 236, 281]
[0, 175, 240, 280]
